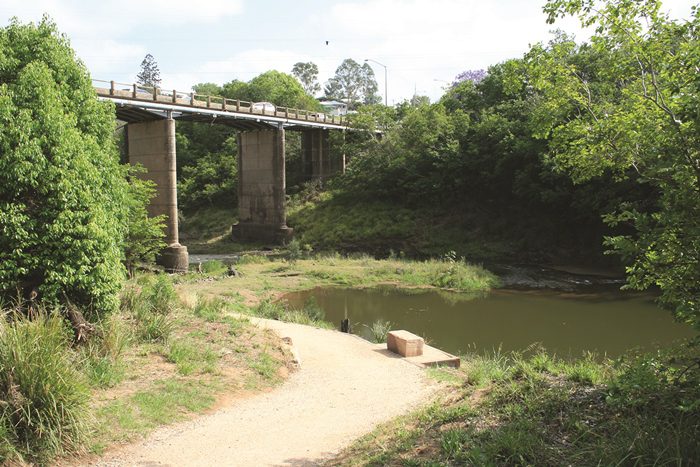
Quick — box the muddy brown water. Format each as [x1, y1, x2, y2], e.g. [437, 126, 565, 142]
[282, 286, 696, 358]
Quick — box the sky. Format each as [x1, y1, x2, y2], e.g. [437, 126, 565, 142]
[1, 0, 697, 104]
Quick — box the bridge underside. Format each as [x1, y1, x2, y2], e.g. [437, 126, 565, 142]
[115, 106, 276, 131]
[123, 109, 344, 271]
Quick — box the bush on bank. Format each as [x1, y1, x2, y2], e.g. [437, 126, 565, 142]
[0, 18, 129, 320]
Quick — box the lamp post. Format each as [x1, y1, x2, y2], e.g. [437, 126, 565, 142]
[364, 58, 387, 106]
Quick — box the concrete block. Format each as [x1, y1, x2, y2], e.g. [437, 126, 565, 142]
[387, 330, 424, 357]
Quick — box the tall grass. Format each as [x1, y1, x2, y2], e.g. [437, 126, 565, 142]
[0, 313, 90, 464]
[365, 319, 393, 343]
[80, 314, 131, 388]
[252, 298, 331, 328]
[122, 274, 178, 342]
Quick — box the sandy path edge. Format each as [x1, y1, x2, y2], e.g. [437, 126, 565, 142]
[83, 317, 441, 467]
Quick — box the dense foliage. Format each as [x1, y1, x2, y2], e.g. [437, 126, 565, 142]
[0, 18, 129, 318]
[292, 59, 644, 261]
[527, 0, 700, 328]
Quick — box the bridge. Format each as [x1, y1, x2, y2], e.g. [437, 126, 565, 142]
[93, 80, 349, 272]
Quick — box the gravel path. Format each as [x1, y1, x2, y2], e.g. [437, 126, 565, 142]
[88, 318, 439, 466]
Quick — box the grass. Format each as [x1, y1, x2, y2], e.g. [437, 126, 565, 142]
[92, 378, 218, 449]
[166, 340, 219, 376]
[0, 272, 291, 464]
[178, 253, 497, 299]
[327, 344, 700, 466]
[0, 312, 91, 465]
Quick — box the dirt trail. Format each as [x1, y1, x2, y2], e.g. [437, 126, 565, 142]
[87, 318, 440, 466]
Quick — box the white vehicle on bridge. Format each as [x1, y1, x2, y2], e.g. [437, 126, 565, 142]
[252, 102, 276, 115]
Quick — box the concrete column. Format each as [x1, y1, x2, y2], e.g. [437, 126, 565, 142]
[127, 118, 189, 272]
[232, 127, 293, 243]
[302, 129, 343, 180]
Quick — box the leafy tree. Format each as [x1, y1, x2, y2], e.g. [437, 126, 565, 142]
[527, 0, 700, 328]
[123, 166, 166, 278]
[292, 61, 321, 96]
[221, 71, 319, 110]
[325, 59, 380, 107]
[0, 18, 129, 319]
[136, 53, 161, 88]
[179, 136, 238, 211]
[192, 82, 223, 97]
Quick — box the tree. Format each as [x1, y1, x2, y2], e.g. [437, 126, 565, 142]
[192, 82, 223, 97]
[526, 0, 700, 328]
[325, 59, 380, 107]
[123, 166, 166, 278]
[137, 53, 161, 88]
[0, 17, 130, 320]
[221, 70, 320, 110]
[292, 62, 321, 96]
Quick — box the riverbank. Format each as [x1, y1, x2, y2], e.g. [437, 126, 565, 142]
[177, 253, 498, 305]
[327, 344, 700, 466]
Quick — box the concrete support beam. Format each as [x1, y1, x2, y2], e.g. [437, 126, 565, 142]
[127, 118, 188, 272]
[301, 129, 344, 180]
[232, 127, 293, 243]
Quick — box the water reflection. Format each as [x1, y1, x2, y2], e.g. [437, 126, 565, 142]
[283, 286, 695, 358]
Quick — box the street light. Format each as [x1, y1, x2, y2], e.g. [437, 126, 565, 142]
[364, 58, 387, 106]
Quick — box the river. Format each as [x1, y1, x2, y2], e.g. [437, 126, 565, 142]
[283, 283, 695, 358]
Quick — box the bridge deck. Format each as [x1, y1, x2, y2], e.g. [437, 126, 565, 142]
[93, 80, 349, 131]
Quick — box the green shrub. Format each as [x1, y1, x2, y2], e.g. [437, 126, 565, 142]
[0, 18, 130, 320]
[0, 313, 90, 463]
[287, 238, 303, 263]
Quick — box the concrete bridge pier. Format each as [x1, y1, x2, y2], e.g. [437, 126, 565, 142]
[301, 129, 344, 180]
[232, 126, 293, 243]
[127, 117, 189, 272]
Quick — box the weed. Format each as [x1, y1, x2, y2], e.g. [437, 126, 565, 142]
[0, 313, 90, 463]
[330, 345, 700, 466]
[365, 319, 393, 343]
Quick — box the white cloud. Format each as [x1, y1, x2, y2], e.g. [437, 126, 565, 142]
[0, 0, 243, 34]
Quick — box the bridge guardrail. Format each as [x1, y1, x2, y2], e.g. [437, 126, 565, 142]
[92, 79, 346, 127]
